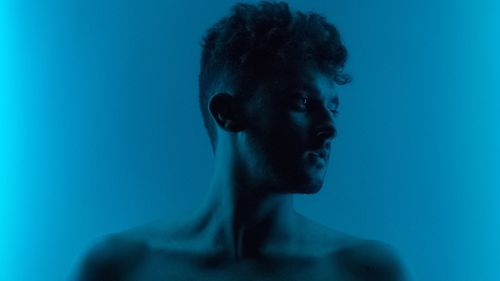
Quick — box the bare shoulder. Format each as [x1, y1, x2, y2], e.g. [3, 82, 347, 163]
[72, 233, 150, 281]
[294, 216, 414, 280]
[332, 238, 414, 281]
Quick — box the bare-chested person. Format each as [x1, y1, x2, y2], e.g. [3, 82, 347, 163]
[73, 1, 414, 280]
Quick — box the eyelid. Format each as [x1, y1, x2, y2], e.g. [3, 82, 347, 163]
[290, 92, 339, 114]
[327, 102, 339, 111]
[329, 104, 340, 116]
[290, 93, 311, 107]
[293, 92, 310, 100]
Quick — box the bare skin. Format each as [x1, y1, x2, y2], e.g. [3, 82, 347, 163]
[73, 66, 412, 281]
[75, 216, 408, 281]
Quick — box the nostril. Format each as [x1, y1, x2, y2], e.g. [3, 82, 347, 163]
[316, 124, 336, 140]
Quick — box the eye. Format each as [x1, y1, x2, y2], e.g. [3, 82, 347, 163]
[327, 103, 340, 116]
[300, 97, 309, 106]
[291, 95, 311, 111]
[330, 109, 340, 116]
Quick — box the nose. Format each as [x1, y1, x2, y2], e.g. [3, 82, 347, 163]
[316, 122, 336, 141]
[314, 104, 337, 141]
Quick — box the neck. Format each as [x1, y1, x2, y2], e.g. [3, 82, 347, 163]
[192, 146, 301, 259]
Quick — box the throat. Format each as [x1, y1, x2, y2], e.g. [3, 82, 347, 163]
[194, 193, 302, 259]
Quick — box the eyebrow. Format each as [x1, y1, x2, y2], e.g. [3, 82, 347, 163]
[294, 86, 339, 106]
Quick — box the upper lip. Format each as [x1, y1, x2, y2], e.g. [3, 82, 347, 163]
[316, 149, 328, 159]
[311, 147, 329, 160]
[309, 141, 331, 160]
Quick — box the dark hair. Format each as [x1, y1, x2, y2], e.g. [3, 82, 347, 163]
[199, 1, 351, 152]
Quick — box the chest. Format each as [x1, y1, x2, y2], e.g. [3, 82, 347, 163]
[126, 252, 348, 281]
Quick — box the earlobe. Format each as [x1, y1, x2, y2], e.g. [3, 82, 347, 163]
[209, 93, 244, 132]
[224, 120, 238, 131]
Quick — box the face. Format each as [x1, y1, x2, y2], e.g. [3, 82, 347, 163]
[239, 66, 339, 194]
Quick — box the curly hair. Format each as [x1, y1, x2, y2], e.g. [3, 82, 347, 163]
[199, 1, 351, 152]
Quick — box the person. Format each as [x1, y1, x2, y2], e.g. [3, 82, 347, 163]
[73, 1, 413, 280]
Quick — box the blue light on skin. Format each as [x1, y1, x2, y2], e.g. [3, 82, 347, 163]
[71, 63, 414, 280]
[3, 0, 500, 280]
[197, 67, 342, 258]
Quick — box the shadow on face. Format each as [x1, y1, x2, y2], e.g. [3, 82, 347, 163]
[238, 65, 339, 194]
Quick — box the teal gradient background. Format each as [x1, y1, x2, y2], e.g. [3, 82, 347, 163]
[1, 0, 499, 280]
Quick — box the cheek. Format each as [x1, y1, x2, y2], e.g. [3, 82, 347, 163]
[264, 112, 311, 155]
[247, 103, 312, 154]
[275, 111, 312, 144]
[288, 111, 311, 132]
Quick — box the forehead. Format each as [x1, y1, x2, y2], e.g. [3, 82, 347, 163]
[262, 66, 338, 101]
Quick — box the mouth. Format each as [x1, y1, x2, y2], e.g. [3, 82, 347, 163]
[307, 146, 329, 162]
[310, 149, 328, 160]
[306, 142, 331, 164]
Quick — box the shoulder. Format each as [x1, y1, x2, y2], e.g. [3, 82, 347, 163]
[72, 233, 150, 281]
[332, 239, 414, 281]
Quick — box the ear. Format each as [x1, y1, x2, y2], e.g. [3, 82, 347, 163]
[208, 93, 244, 132]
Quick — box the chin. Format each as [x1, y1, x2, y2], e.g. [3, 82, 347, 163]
[285, 176, 324, 194]
[299, 181, 324, 194]
[269, 161, 327, 194]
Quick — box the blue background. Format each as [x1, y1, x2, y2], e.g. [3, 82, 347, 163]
[1, 0, 499, 280]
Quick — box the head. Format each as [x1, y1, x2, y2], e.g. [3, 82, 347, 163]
[199, 1, 351, 194]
